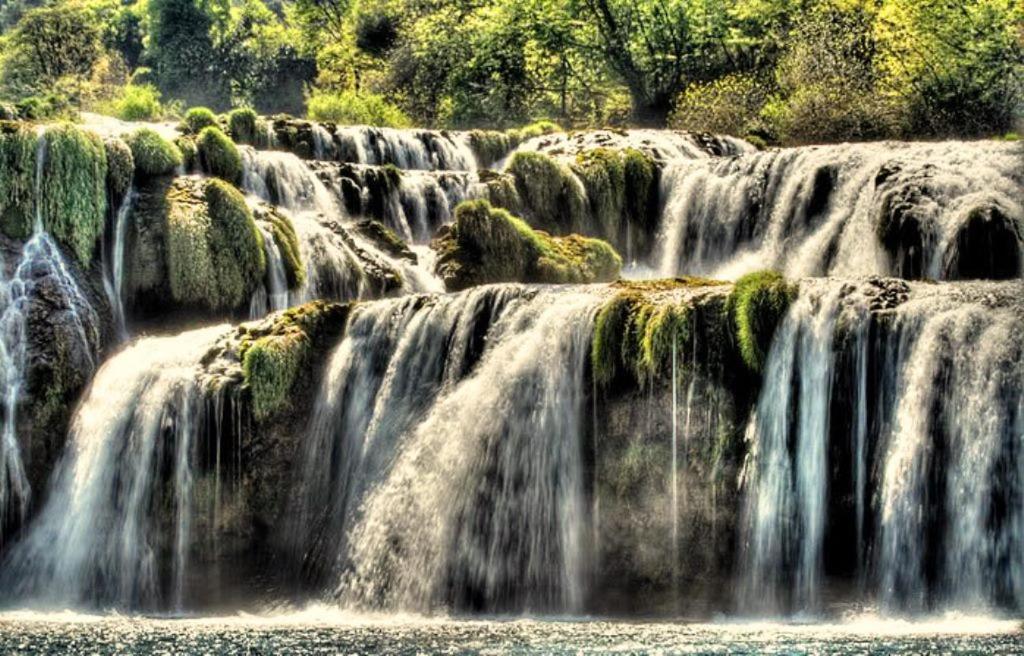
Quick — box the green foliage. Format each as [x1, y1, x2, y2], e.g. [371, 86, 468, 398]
[126, 128, 183, 178]
[1, 4, 102, 95]
[165, 178, 266, 310]
[228, 107, 260, 144]
[434, 199, 620, 290]
[95, 84, 166, 121]
[182, 107, 218, 134]
[725, 270, 797, 373]
[39, 124, 108, 265]
[0, 122, 38, 239]
[669, 73, 770, 138]
[196, 126, 242, 184]
[307, 88, 411, 127]
[148, 0, 228, 108]
[104, 137, 134, 203]
[505, 151, 586, 233]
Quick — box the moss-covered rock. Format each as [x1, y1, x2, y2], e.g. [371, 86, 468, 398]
[469, 130, 515, 167]
[253, 204, 306, 289]
[104, 137, 134, 204]
[197, 126, 242, 184]
[508, 120, 562, 142]
[354, 219, 416, 262]
[0, 121, 39, 239]
[505, 151, 587, 234]
[181, 106, 218, 135]
[239, 301, 350, 421]
[126, 128, 183, 178]
[39, 123, 108, 265]
[724, 270, 797, 373]
[228, 108, 260, 145]
[175, 136, 198, 172]
[433, 199, 621, 291]
[164, 177, 266, 311]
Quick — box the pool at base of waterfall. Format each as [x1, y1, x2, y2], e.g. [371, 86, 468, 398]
[0, 611, 1021, 654]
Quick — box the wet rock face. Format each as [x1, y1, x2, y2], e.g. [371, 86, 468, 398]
[947, 203, 1022, 280]
[875, 163, 939, 279]
[3, 234, 108, 521]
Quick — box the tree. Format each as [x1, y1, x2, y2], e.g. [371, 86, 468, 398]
[149, 0, 230, 108]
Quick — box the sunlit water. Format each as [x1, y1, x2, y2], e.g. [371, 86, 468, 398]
[0, 610, 1020, 654]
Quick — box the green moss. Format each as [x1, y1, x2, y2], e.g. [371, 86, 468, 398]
[354, 219, 415, 262]
[0, 121, 39, 239]
[469, 130, 514, 167]
[166, 180, 217, 306]
[164, 178, 266, 310]
[434, 199, 621, 291]
[197, 126, 242, 184]
[175, 136, 198, 172]
[181, 107, 218, 135]
[591, 290, 693, 386]
[622, 148, 657, 233]
[205, 179, 266, 307]
[228, 108, 259, 145]
[505, 151, 586, 233]
[39, 123, 108, 265]
[104, 137, 134, 203]
[572, 148, 626, 240]
[126, 128, 183, 178]
[240, 301, 349, 421]
[725, 270, 798, 373]
[508, 120, 563, 142]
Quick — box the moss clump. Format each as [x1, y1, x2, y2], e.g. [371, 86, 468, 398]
[591, 292, 692, 386]
[181, 107, 218, 135]
[505, 151, 586, 233]
[104, 137, 134, 203]
[569, 147, 657, 247]
[228, 108, 259, 145]
[165, 178, 266, 310]
[0, 121, 39, 239]
[175, 136, 198, 172]
[126, 128, 183, 178]
[39, 124, 108, 265]
[354, 219, 416, 262]
[725, 270, 797, 373]
[205, 179, 266, 306]
[433, 199, 621, 291]
[469, 130, 514, 167]
[508, 120, 562, 142]
[197, 126, 242, 184]
[240, 301, 349, 421]
[255, 204, 306, 289]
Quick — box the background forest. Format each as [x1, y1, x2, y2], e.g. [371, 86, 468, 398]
[0, 0, 1021, 144]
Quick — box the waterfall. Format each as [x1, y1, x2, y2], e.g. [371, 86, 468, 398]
[509, 129, 753, 165]
[654, 141, 1024, 280]
[286, 285, 598, 613]
[331, 126, 477, 171]
[241, 148, 341, 216]
[249, 223, 290, 320]
[0, 326, 225, 609]
[878, 291, 1024, 612]
[102, 188, 134, 340]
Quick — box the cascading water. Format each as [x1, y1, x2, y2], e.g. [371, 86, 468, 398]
[102, 188, 134, 340]
[0, 326, 226, 609]
[288, 285, 599, 613]
[330, 126, 478, 171]
[654, 141, 1024, 281]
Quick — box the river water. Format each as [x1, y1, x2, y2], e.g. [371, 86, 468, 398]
[0, 610, 1020, 654]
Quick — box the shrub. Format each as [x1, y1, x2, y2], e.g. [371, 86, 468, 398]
[228, 107, 259, 144]
[196, 126, 242, 184]
[306, 89, 411, 127]
[39, 124, 108, 265]
[725, 270, 797, 372]
[99, 84, 164, 121]
[181, 106, 218, 134]
[126, 128, 183, 177]
[669, 74, 769, 138]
